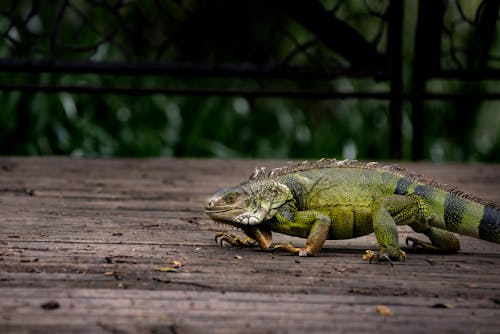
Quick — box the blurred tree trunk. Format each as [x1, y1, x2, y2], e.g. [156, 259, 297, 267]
[387, 0, 404, 159]
[451, 0, 500, 159]
[411, 0, 447, 160]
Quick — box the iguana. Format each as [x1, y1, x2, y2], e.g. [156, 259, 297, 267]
[204, 159, 500, 264]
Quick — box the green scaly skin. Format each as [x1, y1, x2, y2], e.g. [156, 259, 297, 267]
[204, 159, 500, 264]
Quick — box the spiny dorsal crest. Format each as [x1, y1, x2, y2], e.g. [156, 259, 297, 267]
[242, 158, 500, 210]
[244, 158, 436, 185]
[244, 159, 368, 182]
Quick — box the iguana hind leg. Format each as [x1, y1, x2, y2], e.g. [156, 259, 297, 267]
[408, 220, 460, 252]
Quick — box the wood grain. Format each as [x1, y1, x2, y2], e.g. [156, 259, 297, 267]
[1, 158, 499, 333]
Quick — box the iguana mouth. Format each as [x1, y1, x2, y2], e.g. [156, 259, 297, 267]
[205, 206, 247, 226]
[210, 218, 242, 229]
[204, 208, 229, 214]
[204, 207, 244, 215]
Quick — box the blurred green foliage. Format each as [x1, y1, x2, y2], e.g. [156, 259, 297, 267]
[0, 0, 499, 161]
[0, 89, 393, 159]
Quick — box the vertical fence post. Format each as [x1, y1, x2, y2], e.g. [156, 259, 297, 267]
[387, 0, 404, 159]
[411, 0, 447, 160]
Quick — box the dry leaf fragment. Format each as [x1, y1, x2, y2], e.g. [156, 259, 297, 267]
[104, 271, 115, 276]
[377, 305, 394, 316]
[157, 266, 179, 273]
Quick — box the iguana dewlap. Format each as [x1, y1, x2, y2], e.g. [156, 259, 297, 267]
[204, 159, 500, 263]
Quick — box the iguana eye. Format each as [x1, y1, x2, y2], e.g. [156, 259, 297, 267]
[224, 192, 238, 203]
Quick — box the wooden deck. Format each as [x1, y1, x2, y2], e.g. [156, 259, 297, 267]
[1, 158, 499, 334]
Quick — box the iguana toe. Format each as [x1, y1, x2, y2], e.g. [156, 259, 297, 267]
[273, 243, 310, 256]
[406, 236, 460, 253]
[363, 249, 406, 266]
[406, 236, 429, 249]
[214, 232, 257, 248]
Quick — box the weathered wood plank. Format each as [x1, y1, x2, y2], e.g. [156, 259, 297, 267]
[1, 288, 500, 334]
[1, 158, 499, 333]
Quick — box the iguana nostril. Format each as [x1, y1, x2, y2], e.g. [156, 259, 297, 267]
[204, 199, 214, 209]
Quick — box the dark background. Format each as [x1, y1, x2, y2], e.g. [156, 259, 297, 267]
[0, 0, 499, 161]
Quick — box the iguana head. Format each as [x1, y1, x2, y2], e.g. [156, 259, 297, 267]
[204, 180, 291, 227]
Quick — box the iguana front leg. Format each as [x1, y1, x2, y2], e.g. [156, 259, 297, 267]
[273, 210, 331, 256]
[364, 195, 420, 264]
[215, 227, 273, 250]
[215, 233, 257, 247]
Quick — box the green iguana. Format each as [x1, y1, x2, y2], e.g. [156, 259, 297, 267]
[204, 159, 500, 264]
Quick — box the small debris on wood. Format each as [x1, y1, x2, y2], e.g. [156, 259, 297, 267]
[41, 301, 60, 310]
[392, 290, 408, 296]
[490, 298, 500, 305]
[376, 305, 394, 316]
[104, 271, 121, 280]
[349, 287, 378, 295]
[432, 303, 455, 309]
[97, 321, 127, 334]
[141, 223, 160, 229]
[20, 258, 39, 263]
[424, 258, 435, 266]
[157, 260, 183, 272]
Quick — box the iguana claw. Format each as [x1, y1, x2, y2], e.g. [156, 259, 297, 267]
[273, 244, 310, 256]
[214, 232, 257, 248]
[406, 236, 436, 251]
[362, 249, 406, 266]
[406, 236, 424, 248]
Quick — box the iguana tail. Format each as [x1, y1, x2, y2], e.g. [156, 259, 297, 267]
[427, 190, 500, 243]
[476, 203, 500, 243]
[444, 194, 500, 243]
[395, 178, 500, 243]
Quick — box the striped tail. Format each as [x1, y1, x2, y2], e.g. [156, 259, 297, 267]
[394, 175, 500, 244]
[429, 189, 500, 244]
[479, 204, 500, 243]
